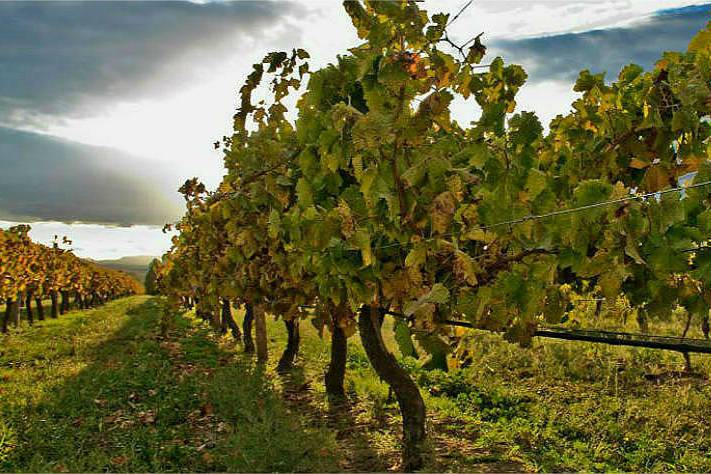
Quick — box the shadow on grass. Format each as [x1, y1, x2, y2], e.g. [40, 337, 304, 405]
[2, 297, 339, 473]
[274, 362, 393, 472]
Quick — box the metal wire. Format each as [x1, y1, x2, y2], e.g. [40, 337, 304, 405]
[447, 0, 474, 27]
[374, 179, 711, 250]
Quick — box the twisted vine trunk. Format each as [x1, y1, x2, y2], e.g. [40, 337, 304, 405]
[60, 290, 70, 314]
[25, 292, 33, 325]
[50, 291, 59, 318]
[12, 294, 21, 327]
[325, 323, 347, 401]
[207, 304, 221, 331]
[358, 305, 426, 471]
[35, 297, 44, 321]
[221, 298, 242, 340]
[2, 299, 13, 333]
[220, 299, 229, 335]
[637, 309, 649, 333]
[243, 303, 255, 353]
[74, 292, 83, 308]
[682, 312, 693, 372]
[254, 305, 268, 363]
[277, 319, 300, 373]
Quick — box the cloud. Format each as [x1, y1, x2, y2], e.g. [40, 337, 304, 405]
[0, 127, 182, 225]
[490, 4, 710, 83]
[0, 1, 303, 125]
[0, 220, 174, 260]
[439, 1, 703, 41]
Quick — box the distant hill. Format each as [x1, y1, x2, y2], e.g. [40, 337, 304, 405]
[96, 255, 157, 282]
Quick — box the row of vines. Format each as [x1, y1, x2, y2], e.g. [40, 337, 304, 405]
[1, 225, 142, 332]
[156, 1, 711, 469]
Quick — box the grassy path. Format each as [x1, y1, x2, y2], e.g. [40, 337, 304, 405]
[1, 296, 710, 472]
[0, 296, 514, 472]
[0, 297, 340, 472]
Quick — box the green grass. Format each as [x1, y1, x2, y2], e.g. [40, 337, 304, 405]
[1, 296, 710, 472]
[0, 297, 337, 472]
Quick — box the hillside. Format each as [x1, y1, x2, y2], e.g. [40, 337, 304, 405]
[96, 255, 157, 282]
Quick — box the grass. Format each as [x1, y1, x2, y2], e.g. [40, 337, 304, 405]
[0, 297, 337, 472]
[1, 296, 710, 472]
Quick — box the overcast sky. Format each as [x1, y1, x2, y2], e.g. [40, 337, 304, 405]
[0, 0, 708, 259]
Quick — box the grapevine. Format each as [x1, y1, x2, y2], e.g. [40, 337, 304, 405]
[1, 225, 142, 332]
[157, 2, 711, 469]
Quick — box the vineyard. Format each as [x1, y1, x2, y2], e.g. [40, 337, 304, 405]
[2, 0, 711, 472]
[149, 1, 711, 471]
[1, 225, 142, 331]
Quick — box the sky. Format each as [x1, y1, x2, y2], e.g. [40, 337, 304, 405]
[0, 0, 708, 259]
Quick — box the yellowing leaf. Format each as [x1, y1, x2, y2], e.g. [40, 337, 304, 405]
[353, 228, 373, 267]
[629, 158, 650, 169]
[688, 24, 711, 52]
[405, 244, 427, 269]
[453, 250, 478, 285]
[432, 191, 456, 234]
[462, 228, 496, 243]
[643, 166, 670, 192]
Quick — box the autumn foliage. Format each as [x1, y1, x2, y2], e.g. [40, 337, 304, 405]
[157, 1, 711, 469]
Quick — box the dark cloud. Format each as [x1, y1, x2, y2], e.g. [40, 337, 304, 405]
[0, 127, 182, 225]
[0, 1, 302, 122]
[491, 4, 710, 83]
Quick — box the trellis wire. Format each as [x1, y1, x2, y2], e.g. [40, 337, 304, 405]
[374, 179, 711, 250]
[293, 303, 711, 354]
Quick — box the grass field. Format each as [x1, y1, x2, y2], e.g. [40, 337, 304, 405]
[1, 296, 709, 472]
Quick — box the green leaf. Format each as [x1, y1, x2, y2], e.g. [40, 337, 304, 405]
[414, 333, 450, 371]
[509, 112, 542, 146]
[268, 209, 281, 238]
[393, 320, 419, 359]
[296, 178, 314, 207]
[697, 209, 711, 234]
[525, 170, 547, 200]
[624, 240, 646, 265]
[693, 251, 711, 285]
[574, 179, 612, 206]
[428, 283, 450, 304]
[426, 13, 448, 42]
[403, 283, 450, 316]
[574, 69, 605, 92]
[402, 161, 427, 188]
[648, 245, 687, 275]
[671, 109, 698, 133]
[457, 143, 490, 168]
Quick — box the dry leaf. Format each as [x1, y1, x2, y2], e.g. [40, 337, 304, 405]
[111, 455, 129, 466]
